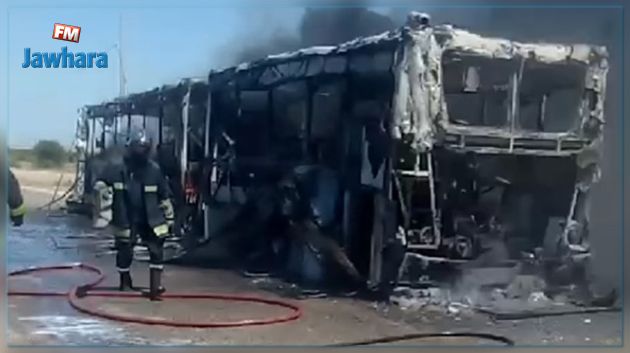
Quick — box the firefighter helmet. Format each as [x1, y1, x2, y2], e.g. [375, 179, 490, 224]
[125, 128, 152, 164]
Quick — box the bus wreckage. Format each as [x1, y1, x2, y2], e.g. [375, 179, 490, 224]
[68, 13, 608, 296]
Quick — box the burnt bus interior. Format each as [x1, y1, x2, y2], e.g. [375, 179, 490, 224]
[204, 38, 402, 282]
[80, 80, 208, 239]
[441, 52, 588, 134]
[424, 47, 598, 267]
[197, 31, 601, 287]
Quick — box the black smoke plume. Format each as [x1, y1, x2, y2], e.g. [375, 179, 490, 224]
[233, 4, 395, 64]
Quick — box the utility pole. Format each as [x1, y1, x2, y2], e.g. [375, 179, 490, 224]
[118, 13, 126, 97]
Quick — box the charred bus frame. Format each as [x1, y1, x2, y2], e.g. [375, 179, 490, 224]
[72, 13, 608, 289]
[202, 13, 608, 287]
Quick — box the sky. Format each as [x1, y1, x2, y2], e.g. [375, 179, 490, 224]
[6, 1, 305, 148]
[3, 0, 620, 148]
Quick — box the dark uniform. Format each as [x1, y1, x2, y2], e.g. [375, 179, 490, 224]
[9, 169, 26, 226]
[94, 130, 174, 300]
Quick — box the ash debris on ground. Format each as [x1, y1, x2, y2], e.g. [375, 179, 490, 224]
[390, 276, 571, 316]
[389, 267, 618, 321]
[389, 277, 552, 317]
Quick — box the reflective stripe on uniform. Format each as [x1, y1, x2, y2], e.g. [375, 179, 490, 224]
[10, 203, 27, 217]
[113, 182, 125, 190]
[149, 264, 164, 270]
[117, 267, 130, 273]
[144, 185, 158, 192]
[153, 224, 169, 237]
[114, 228, 131, 238]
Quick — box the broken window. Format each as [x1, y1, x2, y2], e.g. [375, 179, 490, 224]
[162, 103, 182, 141]
[142, 116, 160, 144]
[442, 53, 515, 128]
[310, 80, 346, 166]
[353, 100, 388, 188]
[518, 61, 586, 133]
[311, 81, 345, 139]
[273, 81, 308, 138]
[233, 90, 270, 156]
[216, 90, 268, 158]
[271, 81, 308, 160]
[187, 103, 207, 161]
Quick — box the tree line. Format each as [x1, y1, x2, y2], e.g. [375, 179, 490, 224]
[10, 140, 74, 169]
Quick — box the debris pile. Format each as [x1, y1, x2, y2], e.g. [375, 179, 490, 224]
[390, 272, 572, 318]
[390, 286, 475, 317]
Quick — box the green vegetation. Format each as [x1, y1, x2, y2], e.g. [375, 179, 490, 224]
[11, 140, 71, 169]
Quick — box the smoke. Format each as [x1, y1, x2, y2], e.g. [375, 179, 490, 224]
[231, 2, 395, 64]
[233, 33, 300, 65]
[299, 7, 394, 46]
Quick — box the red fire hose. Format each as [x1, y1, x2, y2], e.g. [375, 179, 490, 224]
[8, 263, 302, 328]
[8, 263, 516, 346]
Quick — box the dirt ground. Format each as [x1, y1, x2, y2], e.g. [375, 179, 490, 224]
[6, 171, 623, 347]
[12, 167, 75, 201]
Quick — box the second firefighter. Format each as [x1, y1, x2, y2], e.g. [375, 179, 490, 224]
[8, 169, 26, 227]
[95, 129, 174, 301]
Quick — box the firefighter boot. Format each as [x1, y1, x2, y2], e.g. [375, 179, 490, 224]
[118, 271, 134, 291]
[143, 268, 166, 301]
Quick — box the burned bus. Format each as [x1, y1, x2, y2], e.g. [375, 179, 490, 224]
[71, 12, 608, 291]
[201, 13, 608, 288]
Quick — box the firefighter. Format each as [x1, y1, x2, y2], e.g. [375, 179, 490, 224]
[9, 169, 26, 226]
[94, 129, 174, 301]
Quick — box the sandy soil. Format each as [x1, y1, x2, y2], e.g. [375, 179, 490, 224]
[11, 168, 74, 190]
[12, 167, 75, 204]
